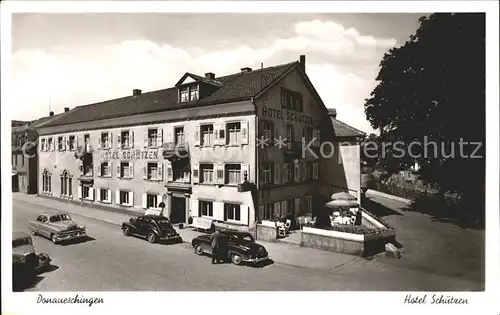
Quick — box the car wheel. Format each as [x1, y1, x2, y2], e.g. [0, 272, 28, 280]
[147, 232, 157, 243]
[123, 227, 131, 236]
[194, 244, 203, 255]
[31, 230, 37, 236]
[50, 234, 58, 244]
[231, 253, 242, 265]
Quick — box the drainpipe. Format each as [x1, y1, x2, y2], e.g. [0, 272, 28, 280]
[252, 97, 259, 227]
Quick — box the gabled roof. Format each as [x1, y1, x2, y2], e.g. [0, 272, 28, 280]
[331, 117, 366, 138]
[30, 113, 66, 128]
[41, 61, 298, 128]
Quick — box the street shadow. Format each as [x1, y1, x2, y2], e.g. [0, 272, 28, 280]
[362, 195, 403, 217]
[248, 258, 274, 268]
[12, 264, 59, 292]
[401, 196, 485, 230]
[159, 238, 184, 245]
[61, 235, 95, 246]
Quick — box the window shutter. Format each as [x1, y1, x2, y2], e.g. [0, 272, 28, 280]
[240, 120, 248, 145]
[115, 189, 120, 205]
[97, 188, 101, 202]
[166, 163, 173, 181]
[192, 163, 199, 184]
[109, 161, 113, 177]
[144, 131, 149, 148]
[157, 194, 163, 208]
[218, 124, 225, 145]
[108, 132, 113, 149]
[158, 128, 163, 146]
[194, 125, 200, 146]
[294, 163, 300, 183]
[129, 161, 134, 178]
[52, 137, 56, 151]
[97, 135, 101, 149]
[142, 163, 148, 179]
[89, 187, 94, 201]
[129, 191, 134, 206]
[77, 186, 82, 199]
[241, 164, 250, 183]
[274, 202, 281, 217]
[274, 163, 281, 185]
[62, 136, 67, 151]
[157, 162, 163, 181]
[312, 162, 319, 180]
[131, 131, 135, 148]
[97, 163, 102, 177]
[294, 197, 301, 217]
[117, 133, 121, 148]
[142, 193, 147, 209]
[213, 124, 220, 145]
[216, 163, 225, 184]
[191, 199, 199, 218]
[75, 136, 79, 150]
[116, 163, 121, 178]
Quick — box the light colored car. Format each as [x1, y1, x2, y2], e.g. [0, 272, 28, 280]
[28, 211, 86, 244]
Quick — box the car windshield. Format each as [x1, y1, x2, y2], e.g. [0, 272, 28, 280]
[13, 237, 32, 248]
[232, 234, 254, 243]
[49, 214, 72, 222]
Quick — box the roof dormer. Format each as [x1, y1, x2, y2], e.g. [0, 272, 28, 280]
[175, 72, 222, 103]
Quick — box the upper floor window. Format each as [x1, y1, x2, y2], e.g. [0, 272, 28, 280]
[180, 87, 189, 102]
[148, 128, 159, 147]
[120, 162, 131, 178]
[200, 164, 214, 183]
[226, 122, 241, 145]
[41, 139, 46, 151]
[281, 88, 303, 112]
[262, 164, 272, 184]
[100, 162, 111, 177]
[201, 124, 214, 146]
[100, 132, 111, 149]
[69, 136, 75, 151]
[262, 121, 274, 142]
[190, 86, 199, 101]
[175, 126, 185, 145]
[121, 131, 131, 148]
[225, 164, 241, 185]
[84, 134, 90, 150]
[57, 137, 64, 151]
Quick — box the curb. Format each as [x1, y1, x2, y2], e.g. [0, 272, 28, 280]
[365, 189, 413, 205]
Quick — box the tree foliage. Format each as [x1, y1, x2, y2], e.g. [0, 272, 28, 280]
[364, 13, 485, 205]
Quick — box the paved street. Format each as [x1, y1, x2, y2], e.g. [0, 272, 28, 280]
[12, 194, 483, 291]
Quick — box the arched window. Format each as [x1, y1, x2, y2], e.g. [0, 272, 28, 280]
[42, 169, 51, 194]
[60, 170, 72, 197]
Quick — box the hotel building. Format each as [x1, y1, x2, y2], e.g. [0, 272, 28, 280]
[37, 55, 365, 231]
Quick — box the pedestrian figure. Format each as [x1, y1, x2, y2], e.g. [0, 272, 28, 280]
[217, 232, 229, 263]
[210, 230, 222, 264]
[158, 202, 166, 217]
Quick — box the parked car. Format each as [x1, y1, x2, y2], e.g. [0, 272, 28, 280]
[122, 215, 182, 243]
[12, 231, 52, 288]
[191, 230, 269, 265]
[28, 211, 86, 244]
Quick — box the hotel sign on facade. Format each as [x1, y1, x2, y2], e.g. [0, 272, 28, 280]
[262, 107, 314, 125]
[100, 149, 163, 161]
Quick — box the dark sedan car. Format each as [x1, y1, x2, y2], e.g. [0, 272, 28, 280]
[122, 215, 182, 244]
[191, 230, 269, 265]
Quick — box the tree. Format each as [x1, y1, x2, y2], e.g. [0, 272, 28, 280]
[364, 13, 485, 212]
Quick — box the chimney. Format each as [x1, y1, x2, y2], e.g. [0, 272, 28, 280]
[205, 72, 215, 79]
[327, 108, 337, 119]
[49, 111, 54, 117]
[299, 55, 306, 72]
[64, 107, 70, 112]
[241, 67, 252, 73]
[133, 89, 142, 96]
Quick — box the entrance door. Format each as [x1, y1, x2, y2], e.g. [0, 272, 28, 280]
[170, 197, 186, 224]
[12, 175, 19, 192]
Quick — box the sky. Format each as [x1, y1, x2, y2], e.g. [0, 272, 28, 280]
[11, 13, 424, 134]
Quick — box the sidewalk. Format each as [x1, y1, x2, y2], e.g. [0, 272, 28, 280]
[13, 193, 362, 272]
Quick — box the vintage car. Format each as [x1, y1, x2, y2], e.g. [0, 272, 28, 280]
[122, 215, 182, 243]
[191, 230, 269, 265]
[12, 232, 52, 283]
[28, 211, 86, 244]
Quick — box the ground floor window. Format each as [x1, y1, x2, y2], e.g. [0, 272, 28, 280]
[82, 186, 90, 199]
[264, 203, 274, 220]
[42, 170, 51, 193]
[147, 194, 158, 209]
[99, 189, 111, 203]
[224, 203, 241, 221]
[60, 171, 72, 196]
[199, 200, 213, 217]
[120, 191, 130, 205]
